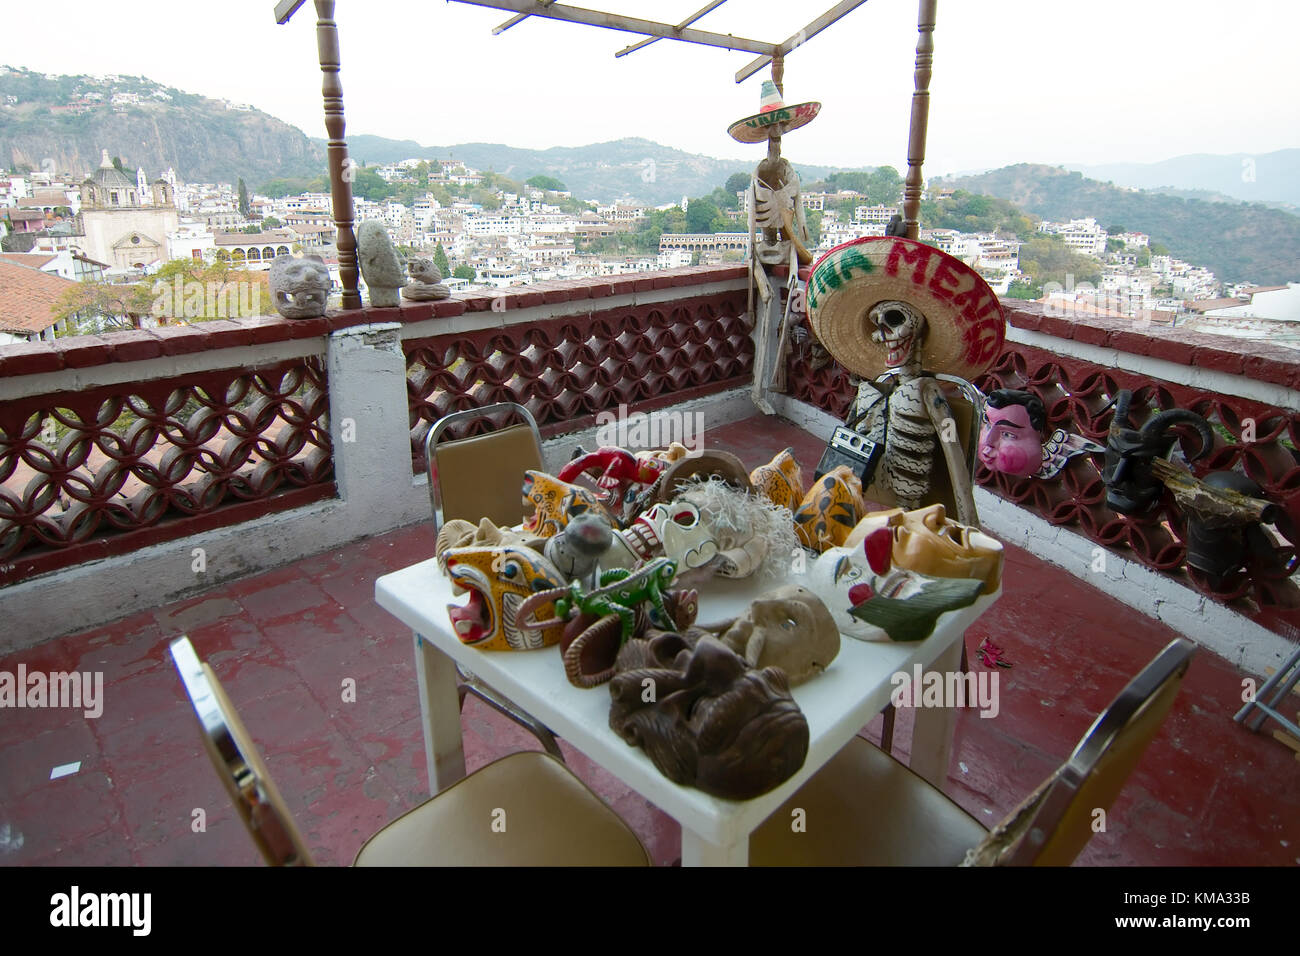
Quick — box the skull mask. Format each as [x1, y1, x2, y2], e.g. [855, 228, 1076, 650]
[635, 501, 720, 572]
[868, 300, 926, 369]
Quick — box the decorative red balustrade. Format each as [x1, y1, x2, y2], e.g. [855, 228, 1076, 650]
[404, 288, 754, 470]
[785, 302, 1300, 630]
[0, 358, 334, 585]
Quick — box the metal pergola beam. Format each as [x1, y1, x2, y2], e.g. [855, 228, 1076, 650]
[614, 0, 729, 58]
[732, 0, 869, 82]
[450, 0, 777, 56]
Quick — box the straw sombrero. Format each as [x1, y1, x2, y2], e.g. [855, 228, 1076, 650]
[806, 236, 1006, 380]
[727, 80, 821, 144]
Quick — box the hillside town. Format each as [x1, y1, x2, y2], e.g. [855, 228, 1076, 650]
[1, 150, 1296, 345]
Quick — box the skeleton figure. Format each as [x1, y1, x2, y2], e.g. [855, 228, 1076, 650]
[849, 301, 977, 525]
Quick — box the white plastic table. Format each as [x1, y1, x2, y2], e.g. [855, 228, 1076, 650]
[375, 558, 999, 866]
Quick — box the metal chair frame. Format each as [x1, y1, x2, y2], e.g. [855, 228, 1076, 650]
[422, 401, 565, 763]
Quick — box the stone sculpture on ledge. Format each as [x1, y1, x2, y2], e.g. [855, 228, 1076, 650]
[401, 256, 451, 301]
[268, 254, 330, 319]
[356, 220, 407, 307]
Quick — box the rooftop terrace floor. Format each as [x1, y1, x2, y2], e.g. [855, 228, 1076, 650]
[1, 416, 1297, 867]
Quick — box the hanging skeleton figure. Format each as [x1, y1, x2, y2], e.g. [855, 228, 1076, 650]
[806, 237, 1008, 529]
[727, 71, 820, 411]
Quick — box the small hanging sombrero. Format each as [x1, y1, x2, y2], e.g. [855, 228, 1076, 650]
[807, 236, 1006, 381]
[727, 80, 821, 144]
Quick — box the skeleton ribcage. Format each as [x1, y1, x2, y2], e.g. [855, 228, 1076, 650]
[883, 380, 935, 508]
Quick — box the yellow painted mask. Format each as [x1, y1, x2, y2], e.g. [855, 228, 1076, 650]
[442, 545, 569, 651]
[845, 504, 1003, 594]
[750, 447, 805, 513]
[521, 470, 613, 538]
[792, 465, 866, 552]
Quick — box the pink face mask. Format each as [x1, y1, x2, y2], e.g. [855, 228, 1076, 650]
[978, 403, 1042, 476]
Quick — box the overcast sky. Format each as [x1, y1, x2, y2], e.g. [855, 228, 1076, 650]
[3, 0, 1297, 174]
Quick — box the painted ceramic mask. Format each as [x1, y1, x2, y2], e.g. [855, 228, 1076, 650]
[845, 504, 1003, 594]
[792, 465, 866, 552]
[806, 538, 928, 641]
[608, 635, 810, 800]
[635, 500, 720, 572]
[441, 545, 568, 651]
[522, 470, 613, 538]
[718, 585, 840, 685]
[436, 516, 543, 558]
[807, 540, 984, 643]
[979, 402, 1043, 477]
[750, 447, 805, 512]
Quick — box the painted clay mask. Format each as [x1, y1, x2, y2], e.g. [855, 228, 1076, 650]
[979, 402, 1043, 477]
[845, 504, 1004, 594]
[792, 465, 866, 552]
[718, 585, 840, 685]
[608, 635, 810, 800]
[522, 470, 613, 538]
[807, 538, 985, 643]
[750, 447, 805, 512]
[635, 500, 720, 572]
[441, 545, 568, 651]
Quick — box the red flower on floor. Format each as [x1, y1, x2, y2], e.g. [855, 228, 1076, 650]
[976, 636, 1013, 668]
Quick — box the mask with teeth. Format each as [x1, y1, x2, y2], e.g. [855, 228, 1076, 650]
[868, 300, 926, 369]
[442, 545, 568, 651]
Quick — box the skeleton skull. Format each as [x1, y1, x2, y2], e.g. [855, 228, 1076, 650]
[635, 501, 720, 572]
[868, 300, 926, 368]
[719, 585, 840, 685]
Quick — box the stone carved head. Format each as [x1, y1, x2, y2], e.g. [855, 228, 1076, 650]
[268, 254, 330, 319]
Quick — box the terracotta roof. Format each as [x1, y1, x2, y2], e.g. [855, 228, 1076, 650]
[3, 209, 47, 222]
[1188, 297, 1246, 313]
[0, 261, 77, 333]
[0, 252, 57, 269]
[1241, 285, 1288, 295]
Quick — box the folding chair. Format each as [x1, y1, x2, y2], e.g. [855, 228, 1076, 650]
[171, 636, 649, 866]
[750, 637, 1195, 865]
[423, 401, 565, 761]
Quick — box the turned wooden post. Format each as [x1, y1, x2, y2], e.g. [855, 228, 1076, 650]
[902, 0, 937, 240]
[315, 0, 361, 309]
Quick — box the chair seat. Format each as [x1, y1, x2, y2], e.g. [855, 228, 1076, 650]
[749, 736, 987, 866]
[354, 751, 651, 866]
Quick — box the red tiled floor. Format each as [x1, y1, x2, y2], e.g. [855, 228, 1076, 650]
[2, 413, 1298, 867]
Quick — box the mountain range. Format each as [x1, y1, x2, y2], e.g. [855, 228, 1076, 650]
[1069, 149, 1300, 209]
[934, 164, 1300, 285]
[3, 66, 1297, 283]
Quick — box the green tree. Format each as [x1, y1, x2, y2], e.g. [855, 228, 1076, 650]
[725, 172, 751, 197]
[433, 243, 450, 277]
[1004, 280, 1042, 300]
[452, 265, 475, 280]
[1106, 237, 1124, 253]
[262, 216, 282, 230]
[1150, 241, 1170, 256]
[1016, 235, 1103, 288]
[237, 178, 249, 218]
[526, 174, 566, 192]
[686, 198, 721, 233]
[1105, 223, 1125, 235]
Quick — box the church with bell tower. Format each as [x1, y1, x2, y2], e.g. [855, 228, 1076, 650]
[76, 149, 179, 273]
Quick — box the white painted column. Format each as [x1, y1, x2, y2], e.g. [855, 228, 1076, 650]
[326, 322, 425, 538]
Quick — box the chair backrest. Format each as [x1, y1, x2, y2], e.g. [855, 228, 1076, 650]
[424, 402, 544, 540]
[170, 636, 314, 866]
[970, 637, 1195, 866]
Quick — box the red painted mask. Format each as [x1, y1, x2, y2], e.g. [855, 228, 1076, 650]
[978, 404, 1042, 477]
